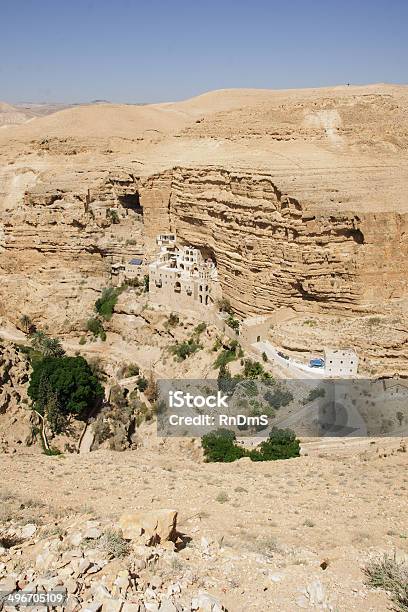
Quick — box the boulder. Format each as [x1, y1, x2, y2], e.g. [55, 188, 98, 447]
[103, 600, 124, 612]
[158, 599, 177, 612]
[305, 580, 326, 606]
[21, 523, 37, 538]
[118, 510, 178, 545]
[84, 527, 102, 540]
[191, 592, 224, 612]
[81, 603, 103, 612]
[121, 604, 141, 612]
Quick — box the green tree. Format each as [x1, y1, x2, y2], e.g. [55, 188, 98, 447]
[226, 314, 240, 331]
[42, 336, 65, 358]
[136, 376, 148, 392]
[28, 356, 104, 418]
[30, 330, 47, 352]
[243, 359, 265, 379]
[143, 275, 150, 293]
[95, 287, 122, 321]
[201, 427, 300, 463]
[201, 429, 247, 463]
[218, 363, 234, 394]
[30, 331, 65, 357]
[264, 386, 293, 409]
[44, 387, 67, 435]
[217, 298, 233, 314]
[86, 317, 105, 339]
[252, 427, 300, 461]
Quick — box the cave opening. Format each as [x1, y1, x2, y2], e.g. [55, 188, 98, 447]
[118, 192, 143, 214]
[337, 227, 365, 244]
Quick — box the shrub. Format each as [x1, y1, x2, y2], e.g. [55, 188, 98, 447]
[95, 287, 122, 321]
[251, 428, 300, 461]
[201, 429, 247, 463]
[364, 554, 408, 611]
[28, 355, 104, 419]
[86, 317, 105, 338]
[214, 349, 236, 369]
[243, 359, 265, 379]
[124, 363, 139, 377]
[44, 386, 68, 434]
[144, 372, 158, 402]
[167, 312, 179, 327]
[202, 427, 300, 463]
[218, 364, 238, 395]
[143, 274, 149, 292]
[79, 336, 86, 345]
[215, 491, 230, 503]
[136, 376, 148, 392]
[93, 418, 111, 445]
[303, 386, 326, 404]
[194, 322, 207, 335]
[241, 380, 258, 397]
[226, 314, 239, 331]
[212, 337, 222, 352]
[20, 314, 33, 335]
[217, 298, 233, 314]
[100, 529, 130, 558]
[106, 208, 120, 224]
[170, 338, 201, 361]
[264, 386, 294, 409]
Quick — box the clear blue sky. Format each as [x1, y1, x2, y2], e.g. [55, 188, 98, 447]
[1, 0, 407, 103]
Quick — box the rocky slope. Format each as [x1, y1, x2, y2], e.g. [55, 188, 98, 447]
[1, 438, 407, 611]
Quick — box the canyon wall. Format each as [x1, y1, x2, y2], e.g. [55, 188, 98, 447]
[143, 166, 408, 317]
[1, 164, 407, 333]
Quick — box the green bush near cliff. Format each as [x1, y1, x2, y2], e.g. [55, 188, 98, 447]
[202, 427, 300, 463]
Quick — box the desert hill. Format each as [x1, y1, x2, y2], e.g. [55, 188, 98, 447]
[0, 101, 32, 126]
[3, 102, 192, 139]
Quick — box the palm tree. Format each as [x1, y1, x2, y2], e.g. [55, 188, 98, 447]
[42, 337, 65, 358]
[31, 330, 47, 352]
[20, 314, 32, 335]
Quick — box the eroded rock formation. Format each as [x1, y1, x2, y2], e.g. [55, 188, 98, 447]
[0, 84, 407, 372]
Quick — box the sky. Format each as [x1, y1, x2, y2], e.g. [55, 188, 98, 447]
[1, 0, 407, 104]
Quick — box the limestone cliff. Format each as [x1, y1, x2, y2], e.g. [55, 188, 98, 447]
[1, 163, 408, 327]
[143, 166, 408, 318]
[1, 85, 407, 374]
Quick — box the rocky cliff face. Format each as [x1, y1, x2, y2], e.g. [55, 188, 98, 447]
[143, 166, 408, 317]
[1, 163, 407, 329]
[1, 85, 407, 346]
[0, 341, 34, 451]
[0, 168, 145, 331]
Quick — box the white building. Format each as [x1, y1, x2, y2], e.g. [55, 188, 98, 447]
[148, 234, 220, 313]
[324, 349, 359, 377]
[111, 257, 145, 285]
